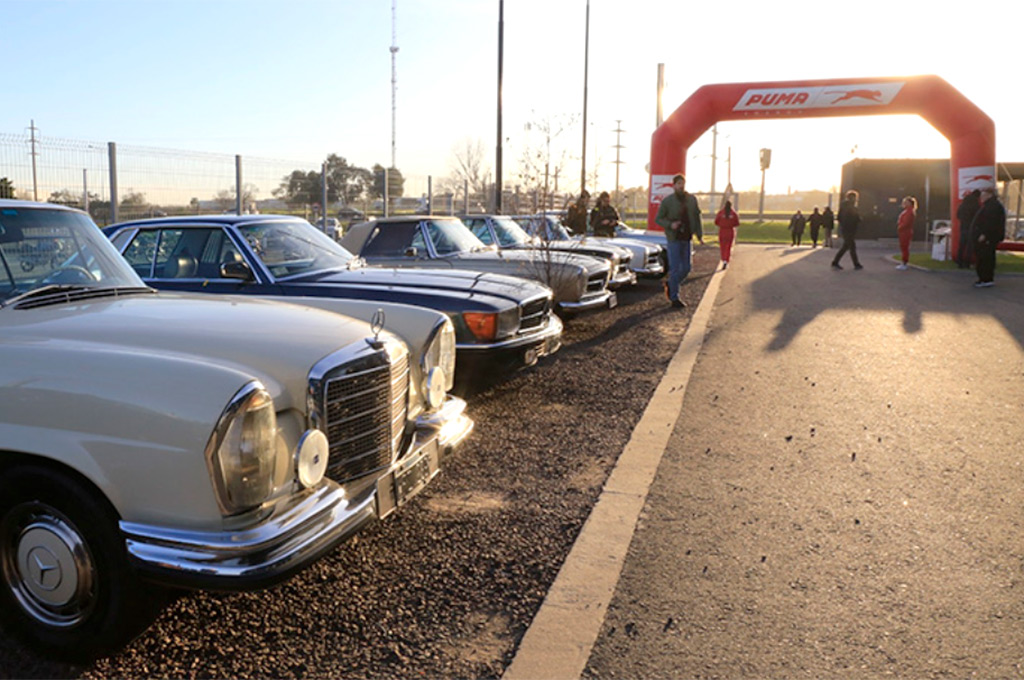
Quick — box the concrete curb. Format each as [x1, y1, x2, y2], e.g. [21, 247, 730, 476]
[502, 267, 726, 680]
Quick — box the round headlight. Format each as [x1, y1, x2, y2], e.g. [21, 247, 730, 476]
[295, 429, 329, 488]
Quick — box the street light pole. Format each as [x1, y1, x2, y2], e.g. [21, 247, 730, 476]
[580, 0, 590, 194]
[496, 0, 504, 212]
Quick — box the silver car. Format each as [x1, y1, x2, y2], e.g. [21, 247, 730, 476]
[343, 216, 617, 314]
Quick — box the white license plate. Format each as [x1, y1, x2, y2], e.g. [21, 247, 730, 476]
[377, 440, 439, 517]
[607, 292, 618, 309]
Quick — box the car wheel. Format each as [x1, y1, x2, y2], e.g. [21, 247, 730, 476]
[0, 466, 162, 659]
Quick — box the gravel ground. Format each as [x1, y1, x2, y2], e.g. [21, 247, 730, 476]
[0, 246, 717, 680]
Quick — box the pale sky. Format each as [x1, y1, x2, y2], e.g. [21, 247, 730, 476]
[3, 0, 1023, 200]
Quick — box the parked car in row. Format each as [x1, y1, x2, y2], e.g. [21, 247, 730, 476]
[0, 200, 472, 657]
[461, 214, 637, 289]
[313, 216, 342, 240]
[104, 215, 563, 388]
[517, 213, 666, 277]
[342, 215, 617, 314]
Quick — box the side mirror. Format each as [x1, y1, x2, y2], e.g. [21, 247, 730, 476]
[220, 261, 254, 281]
[404, 246, 418, 257]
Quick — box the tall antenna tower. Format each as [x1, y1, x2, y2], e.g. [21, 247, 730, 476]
[390, 0, 399, 170]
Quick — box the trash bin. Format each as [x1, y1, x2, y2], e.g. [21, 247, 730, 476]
[930, 225, 952, 261]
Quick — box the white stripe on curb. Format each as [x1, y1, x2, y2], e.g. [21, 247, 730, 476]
[503, 266, 726, 680]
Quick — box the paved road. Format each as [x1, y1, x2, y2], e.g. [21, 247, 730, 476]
[577, 244, 1024, 678]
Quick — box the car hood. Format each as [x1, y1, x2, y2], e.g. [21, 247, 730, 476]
[1, 292, 380, 412]
[450, 249, 609, 276]
[294, 266, 550, 308]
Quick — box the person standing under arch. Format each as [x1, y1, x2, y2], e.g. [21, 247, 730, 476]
[831, 190, 863, 270]
[895, 196, 917, 270]
[822, 205, 836, 248]
[715, 200, 739, 269]
[972, 187, 1006, 287]
[956, 189, 981, 268]
[655, 173, 704, 308]
[807, 207, 824, 247]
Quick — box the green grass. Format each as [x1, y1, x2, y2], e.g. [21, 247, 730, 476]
[891, 250, 1024, 273]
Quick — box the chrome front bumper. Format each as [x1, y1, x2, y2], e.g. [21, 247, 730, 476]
[121, 400, 475, 589]
[558, 289, 616, 312]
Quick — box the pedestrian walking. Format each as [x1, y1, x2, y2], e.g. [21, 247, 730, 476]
[831, 190, 863, 270]
[971, 187, 1006, 288]
[955, 189, 981, 268]
[590, 191, 619, 237]
[822, 205, 836, 247]
[655, 173, 704, 308]
[788, 210, 806, 246]
[807, 207, 824, 247]
[895, 196, 917, 270]
[715, 200, 739, 269]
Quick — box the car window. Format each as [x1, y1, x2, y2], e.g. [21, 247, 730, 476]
[424, 219, 483, 255]
[464, 220, 493, 245]
[122, 229, 159, 277]
[0, 207, 144, 300]
[489, 216, 531, 247]
[362, 222, 422, 257]
[238, 220, 352, 278]
[151, 229, 209, 279]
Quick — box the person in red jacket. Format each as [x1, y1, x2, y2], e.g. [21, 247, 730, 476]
[714, 200, 739, 269]
[895, 196, 917, 270]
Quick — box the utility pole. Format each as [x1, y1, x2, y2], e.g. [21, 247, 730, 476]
[612, 120, 625, 208]
[580, 0, 590, 194]
[390, 0, 399, 171]
[28, 120, 39, 201]
[710, 124, 718, 195]
[758, 148, 772, 223]
[496, 0, 504, 212]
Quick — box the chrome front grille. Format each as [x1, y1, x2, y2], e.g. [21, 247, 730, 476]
[586, 271, 608, 293]
[318, 344, 409, 483]
[518, 296, 551, 334]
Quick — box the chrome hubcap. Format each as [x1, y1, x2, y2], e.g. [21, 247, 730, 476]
[2, 503, 96, 628]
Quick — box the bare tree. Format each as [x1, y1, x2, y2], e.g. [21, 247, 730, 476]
[439, 138, 491, 210]
[516, 113, 577, 212]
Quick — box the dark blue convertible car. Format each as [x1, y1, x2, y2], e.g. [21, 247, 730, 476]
[103, 215, 562, 387]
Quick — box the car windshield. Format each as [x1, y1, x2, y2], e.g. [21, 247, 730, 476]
[489, 216, 532, 247]
[237, 220, 356, 279]
[0, 205, 145, 302]
[545, 217, 572, 241]
[425, 218, 488, 255]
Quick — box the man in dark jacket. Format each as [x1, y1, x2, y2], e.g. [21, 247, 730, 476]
[831, 191, 863, 270]
[807, 207, 824, 247]
[589, 191, 619, 237]
[971, 187, 1006, 288]
[955, 189, 981, 268]
[822, 205, 836, 247]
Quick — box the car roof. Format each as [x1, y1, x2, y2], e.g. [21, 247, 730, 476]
[0, 199, 85, 214]
[109, 214, 308, 229]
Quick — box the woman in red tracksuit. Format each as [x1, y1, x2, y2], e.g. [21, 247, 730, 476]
[895, 196, 916, 270]
[715, 200, 740, 269]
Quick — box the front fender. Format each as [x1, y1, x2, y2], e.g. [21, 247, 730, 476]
[1, 343, 256, 528]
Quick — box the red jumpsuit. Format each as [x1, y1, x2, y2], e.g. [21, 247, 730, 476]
[897, 206, 915, 264]
[715, 208, 739, 263]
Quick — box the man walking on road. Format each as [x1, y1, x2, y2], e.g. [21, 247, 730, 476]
[655, 173, 704, 308]
[831, 190, 863, 270]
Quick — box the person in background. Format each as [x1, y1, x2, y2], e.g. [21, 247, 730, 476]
[655, 173, 704, 309]
[895, 196, 917, 270]
[807, 207, 824, 247]
[788, 209, 806, 246]
[589, 191, 619, 237]
[956, 189, 981, 268]
[714, 200, 739, 269]
[563, 191, 590, 236]
[971, 186, 1006, 288]
[822, 205, 836, 247]
[831, 190, 863, 270]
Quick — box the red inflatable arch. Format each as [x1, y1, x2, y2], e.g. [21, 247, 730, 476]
[647, 75, 995, 259]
